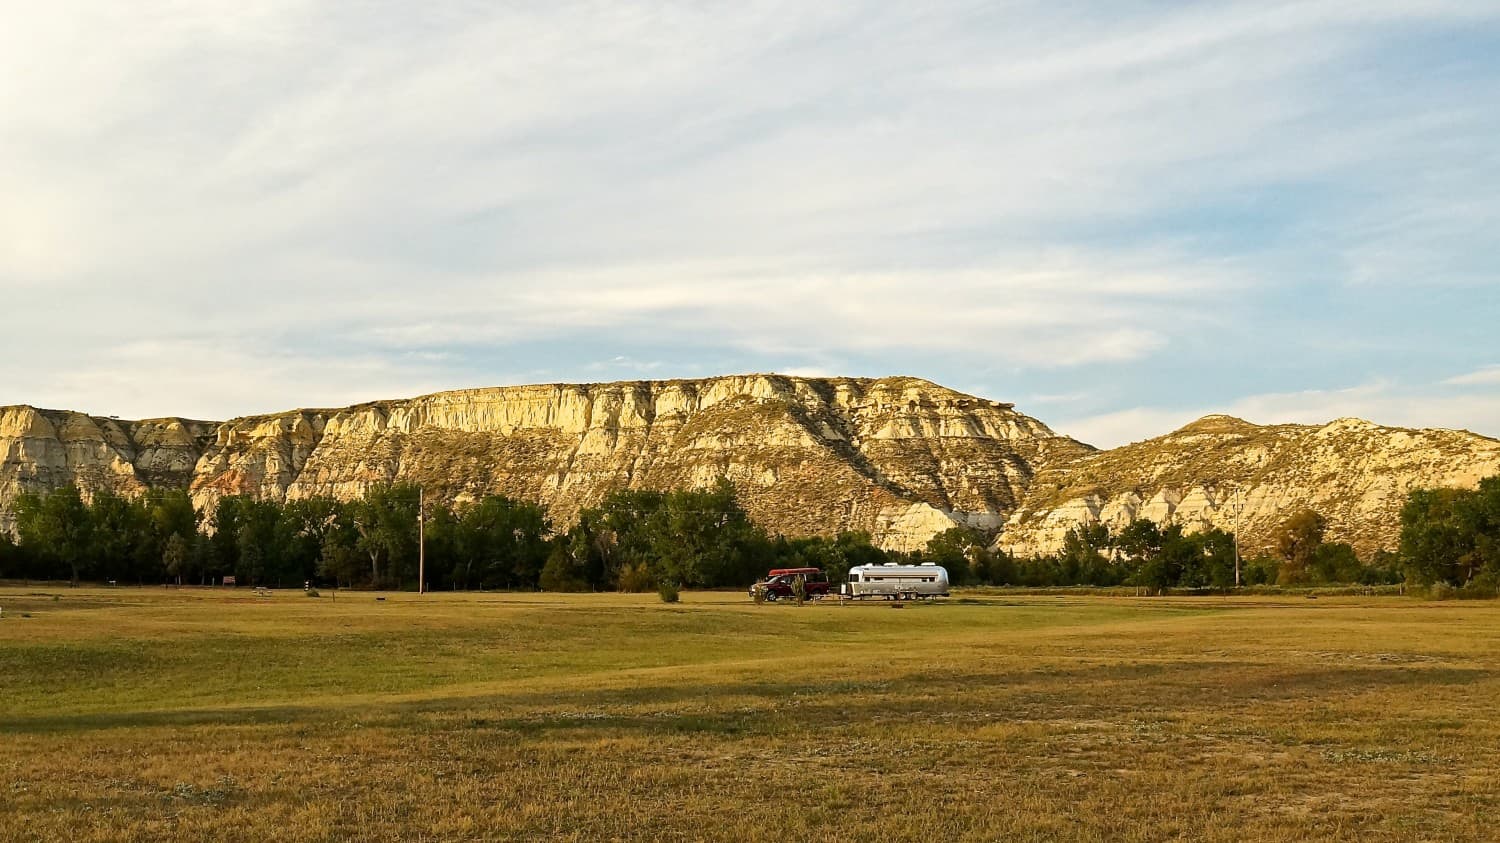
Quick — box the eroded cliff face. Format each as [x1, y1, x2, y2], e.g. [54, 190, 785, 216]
[0, 406, 215, 531]
[998, 415, 1500, 557]
[9, 379, 1498, 556]
[1, 375, 1090, 550]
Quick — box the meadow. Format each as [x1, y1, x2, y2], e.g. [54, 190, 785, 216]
[1, 586, 1497, 841]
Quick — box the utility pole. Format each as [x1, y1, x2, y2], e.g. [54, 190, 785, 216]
[418, 486, 426, 595]
[1231, 484, 1243, 588]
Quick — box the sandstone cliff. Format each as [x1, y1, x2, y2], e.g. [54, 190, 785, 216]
[1, 375, 1090, 551]
[8, 378, 1499, 557]
[0, 406, 215, 527]
[997, 415, 1500, 558]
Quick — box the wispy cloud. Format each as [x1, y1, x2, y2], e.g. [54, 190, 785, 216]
[1445, 366, 1500, 387]
[2, 338, 465, 421]
[1057, 379, 1500, 449]
[0, 1, 1496, 433]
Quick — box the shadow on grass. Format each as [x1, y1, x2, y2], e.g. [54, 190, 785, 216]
[4, 661, 1494, 738]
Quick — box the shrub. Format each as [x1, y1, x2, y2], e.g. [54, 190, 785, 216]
[1424, 576, 1499, 601]
[1242, 556, 1279, 586]
[538, 550, 589, 592]
[658, 581, 680, 603]
[617, 562, 654, 593]
[1463, 581, 1498, 600]
[1464, 571, 1500, 600]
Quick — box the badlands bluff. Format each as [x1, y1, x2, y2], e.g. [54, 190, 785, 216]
[2, 375, 1498, 555]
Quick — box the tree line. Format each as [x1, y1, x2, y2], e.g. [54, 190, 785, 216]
[1, 476, 1497, 592]
[923, 508, 1400, 594]
[0, 479, 888, 591]
[1399, 475, 1500, 594]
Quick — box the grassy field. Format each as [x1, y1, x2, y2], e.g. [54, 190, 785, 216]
[1, 587, 1498, 841]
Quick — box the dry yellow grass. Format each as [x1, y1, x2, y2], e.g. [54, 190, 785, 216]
[2, 587, 1498, 841]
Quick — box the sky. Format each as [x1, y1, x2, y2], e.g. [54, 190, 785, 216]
[2, 1, 1497, 448]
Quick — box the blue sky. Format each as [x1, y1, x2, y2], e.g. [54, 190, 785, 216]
[1, 1, 1497, 447]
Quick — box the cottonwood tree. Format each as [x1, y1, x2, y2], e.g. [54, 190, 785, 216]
[14, 487, 94, 585]
[1400, 478, 1500, 586]
[163, 533, 189, 585]
[350, 484, 420, 589]
[455, 495, 551, 589]
[538, 542, 589, 592]
[925, 527, 988, 585]
[1275, 509, 1327, 585]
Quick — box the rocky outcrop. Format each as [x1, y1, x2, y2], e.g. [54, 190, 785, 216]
[998, 415, 1500, 558]
[0, 375, 1090, 550]
[0, 406, 215, 531]
[8, 379, 1499, 556]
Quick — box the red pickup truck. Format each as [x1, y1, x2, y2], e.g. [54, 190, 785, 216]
[750, 567, 831, 601]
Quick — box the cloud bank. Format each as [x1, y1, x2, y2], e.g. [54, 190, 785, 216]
[1, 1, 1496, 442]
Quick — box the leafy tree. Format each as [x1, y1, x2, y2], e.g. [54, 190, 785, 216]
[188, 532, 216, 585]
[282, 497, 348, 583]
[1459, 477, 1500, 583]
[616, 561, 654, 593]
[1399, 488, 1468, 586]
[1399, 478, 1500, 586]
[455, 495, 551, 589]
[146, 488, 199, 541]
[138, 488, 198, 581]
[231, 498, 290, 585]
[89, 491, 154, 583]
[656, 480, 767, 587]
[1241, 554, 1279, 586]
[0, 531, 23, 579]
[538, 542, 589, 592]
[1059, 524, 1115, 586]
[1115, 519, 1164, 565]
[317, 521, 363, 588]
[1275, 509, 1327, 585]
[350, 484, 420, 589]
[1310, 541, 1362, 584]
[208, 496, 247, 582]
[925, 527, 988, 586]
[15, 487, 95, 585]
[1015, 554, 1062, 587]
[163, 532, 189, 585]
[557, 510, 617, 591]
[981, 547, 1018, 585]
[1128, 522, 1187, 594]
[1173, 528, 1237, 589]
[582, 489, 666, 588]
[557, 480, 772, 590]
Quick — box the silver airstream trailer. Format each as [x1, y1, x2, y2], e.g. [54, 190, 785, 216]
[842, 562, 950, 600]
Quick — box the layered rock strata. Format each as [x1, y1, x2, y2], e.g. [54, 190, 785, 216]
[7, 379, 1498, 556]
[998, 415, 1500, 558]
[1, 376, 1090, 551]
